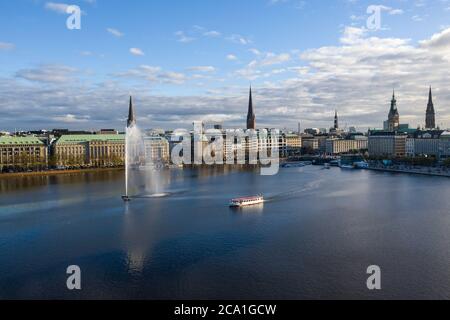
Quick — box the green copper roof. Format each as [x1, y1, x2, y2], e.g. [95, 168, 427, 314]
[55, 134, 125, 145]
[0, 136, 44, 146]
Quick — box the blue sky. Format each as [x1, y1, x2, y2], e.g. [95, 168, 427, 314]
[1, 0, 450, 131]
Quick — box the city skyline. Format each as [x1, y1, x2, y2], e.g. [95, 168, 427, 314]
[1, 0, 450, 131]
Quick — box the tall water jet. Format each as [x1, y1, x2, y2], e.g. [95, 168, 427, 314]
[123, 96, 167, 201]
[123, 96, 143, 201]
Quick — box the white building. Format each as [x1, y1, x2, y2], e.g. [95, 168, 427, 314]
[439, 131, 450, 160]
[406, 138, 415, 157]
[326, 138, 368, 155]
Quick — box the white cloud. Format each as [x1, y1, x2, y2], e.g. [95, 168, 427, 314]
[389, 9, 404, 15]
[44, 2, 70, 14]
[175, 31, 195, 43]
[0, 42, 15, 51]
[129, 48, 145, 56]
[259, 52, 291, 66]
[226, 54, 238, 61]
[234, 51, 291, 80]
[16, 65, 77, 83]
[203, 30, 221, 37]
[249, 48, 262, 55]
[118, 65, 187, 85]
[227, 34, 252, 45]
[187, 66, 216, 72]
[53, 114, 90, 123]
[420, 28, 450, 50]
[158, 72, 187, 84]
[4, 26, 450, 130]
[107, 28, 124, 37]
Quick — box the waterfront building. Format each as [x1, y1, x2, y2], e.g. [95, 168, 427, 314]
[402, 130, 444, 158]
[439, 131, 450, 160]
[302, 137, 319, 152]
[143, 136, 170, 163]
[169, 130, 188, 159]
[53, 134, 125, 167]
[285, 133, 302, 156]
[368, 131, 407, 158]
[414, 138, 440, 157]
[278, 133, 288, 158]
[406, 138, 415, 157]
[0, 136, 48, 170]
[222, 129, 287, 163]
[246, 87, 256, 130]
[315, 135, 329, 154]
[223, 129, 242, 162]
[191, 122, 209, 164]
[325, 137, 368, 155]
[412, 130, 443, 157]
[247, 129, 286, 159]
[425, 87, 436, 129]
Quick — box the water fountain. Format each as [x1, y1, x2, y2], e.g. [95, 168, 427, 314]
[122, 96, 166, 201]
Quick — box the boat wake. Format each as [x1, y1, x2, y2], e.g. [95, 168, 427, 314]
[264, 178, 323, 203]
[135, 193, 170, 198]
[131, 188, 190, 200]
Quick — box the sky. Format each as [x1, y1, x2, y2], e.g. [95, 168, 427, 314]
[1, 0, 450, 131]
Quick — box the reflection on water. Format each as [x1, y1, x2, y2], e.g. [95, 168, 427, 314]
[230, 202, 265, 215]
[0, 170, 125, 193]
[122, 204, 152, 275]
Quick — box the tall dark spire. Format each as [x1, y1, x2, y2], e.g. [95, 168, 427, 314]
[387, 89, 400, 131]
[127, 96, 136, 128]
[426, 86, 436, 129]
[334, 110, 339, 130]
[246, 86, 256, 130]
[390, 90, 397, 111]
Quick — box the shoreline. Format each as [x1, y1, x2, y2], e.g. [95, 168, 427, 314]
[0, 167, 124, 179]
[2, 165, 449, 179]
[366, 166, 450, 178]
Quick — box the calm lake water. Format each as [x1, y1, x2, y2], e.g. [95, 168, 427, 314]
[0, 166, 450, 300]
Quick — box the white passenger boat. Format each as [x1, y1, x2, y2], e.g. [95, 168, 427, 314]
[229, 195, 264, 207]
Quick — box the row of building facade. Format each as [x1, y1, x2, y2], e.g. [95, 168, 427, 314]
[368, 130, 450, 159]
[1, 87, 449, 171]
[368, 88, 450, 159]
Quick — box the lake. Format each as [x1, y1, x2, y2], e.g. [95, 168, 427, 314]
[0, 166, 450, 299]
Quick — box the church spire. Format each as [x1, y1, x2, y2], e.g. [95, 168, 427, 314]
[391, 89, 397, 110]
[426, 87, 436, 129]
[246, 86, 256, 130]
[387, 89, 400, 131]
[334, 110, 339, 130]
[127, 96, 136, 128]
[428, 87, 433, 106]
